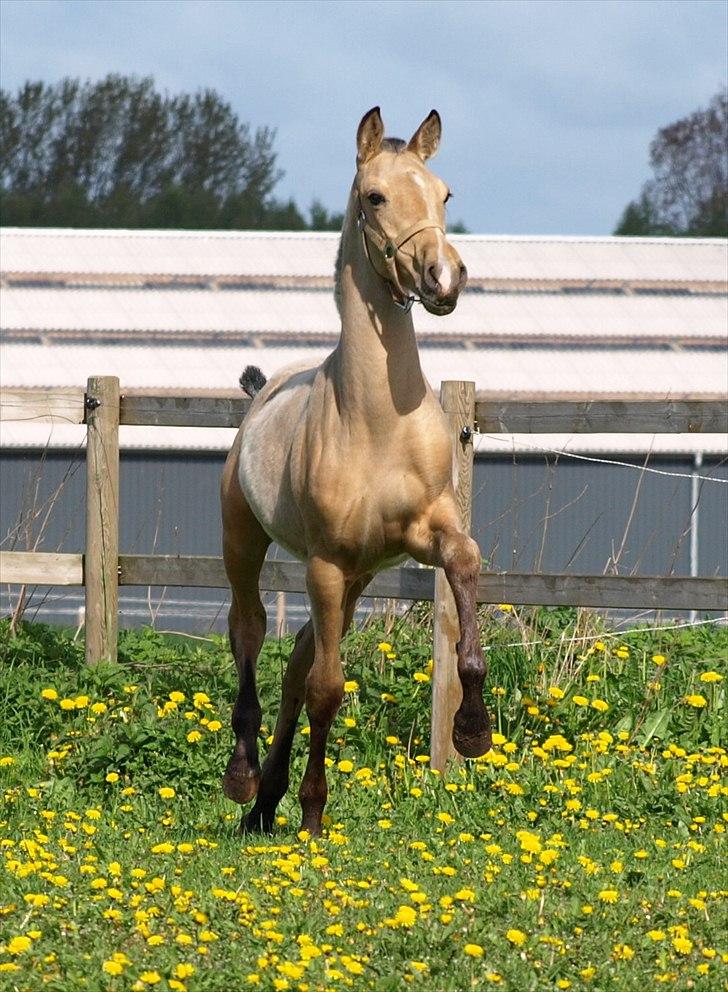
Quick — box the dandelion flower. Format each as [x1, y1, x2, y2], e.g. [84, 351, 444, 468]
[6, 936, 32, 955]
[464, 944, 484, 958]
[159, 787, 176, 799]
[699, 671, 722, 683]
[506, 929, 527, 946]
[598, 889, 619, 904]
[684, 694, 707, 708]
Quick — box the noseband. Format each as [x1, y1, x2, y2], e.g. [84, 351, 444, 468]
[357, 196, 444, 314]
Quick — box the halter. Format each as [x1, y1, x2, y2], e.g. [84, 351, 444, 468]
[357, 195, 444, 314]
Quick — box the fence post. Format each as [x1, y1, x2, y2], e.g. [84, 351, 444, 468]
[84, 376, 120, 664]
[431, 380, 476, 772]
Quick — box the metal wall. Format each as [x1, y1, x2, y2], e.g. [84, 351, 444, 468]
[1, 448, 726, 632]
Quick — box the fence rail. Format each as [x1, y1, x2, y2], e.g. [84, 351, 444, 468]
[3, 390, 727, 434]
[1, 380, 727, 770]
[2, 550, 725, 613]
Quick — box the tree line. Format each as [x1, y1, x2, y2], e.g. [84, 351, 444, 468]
[0, 75, 723, 236]
[0, 75, 343, 231]
[614, 89, 726, 238]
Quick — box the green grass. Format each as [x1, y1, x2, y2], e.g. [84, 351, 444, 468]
[0, 610, 726, 991]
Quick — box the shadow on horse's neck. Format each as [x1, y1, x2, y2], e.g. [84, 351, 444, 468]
[331, 194, 427, 419]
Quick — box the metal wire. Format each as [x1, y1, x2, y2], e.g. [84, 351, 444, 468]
[483, 615, 725, 653]
[474, 433, 728, 484]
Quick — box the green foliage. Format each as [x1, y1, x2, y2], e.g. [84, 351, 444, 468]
[0, 615, 726, 989]
[615, 88, 727, 237]
[0, 75, 326, 231]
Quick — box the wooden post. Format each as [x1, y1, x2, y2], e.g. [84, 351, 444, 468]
[276, 591, 287, 637]
[84, 376, 120, 664]
[431, 380, 476, 772]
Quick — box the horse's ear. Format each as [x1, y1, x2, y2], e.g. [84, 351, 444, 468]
[408, 110, 441, 161]
[357, 106, 384, 165]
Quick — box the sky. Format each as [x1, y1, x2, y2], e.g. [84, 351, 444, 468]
[1, 0, 725, 235]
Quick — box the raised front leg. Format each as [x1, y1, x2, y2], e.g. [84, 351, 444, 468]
[407, 516, 491, 758]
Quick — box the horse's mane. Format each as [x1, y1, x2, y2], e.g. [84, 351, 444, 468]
[334, 137, 405, 314]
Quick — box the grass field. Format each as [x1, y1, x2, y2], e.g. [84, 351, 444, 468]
[0, 608, 726, 991]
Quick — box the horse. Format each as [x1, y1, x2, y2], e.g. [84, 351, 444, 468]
[220, 107, 491, 836]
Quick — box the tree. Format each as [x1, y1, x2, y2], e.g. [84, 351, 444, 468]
[615, 89, 727, 237]
[0, 75, 309, 230]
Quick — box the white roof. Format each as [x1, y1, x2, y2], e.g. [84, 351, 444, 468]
[2, 227, 726, 455]
[2, 227, 726, 284]
[3, 286, 725, 344]
[2, 340, 727, 397]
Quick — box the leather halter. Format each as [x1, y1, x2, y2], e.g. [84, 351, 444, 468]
[357, 195, 444, 313]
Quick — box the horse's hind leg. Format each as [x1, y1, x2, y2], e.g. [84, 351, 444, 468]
[221, 456, 270, 805]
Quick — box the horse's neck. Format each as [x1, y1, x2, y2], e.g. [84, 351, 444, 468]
[332, 201, 427, 423]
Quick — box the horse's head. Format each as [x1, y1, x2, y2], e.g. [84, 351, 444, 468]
[355, 106, 467, 316]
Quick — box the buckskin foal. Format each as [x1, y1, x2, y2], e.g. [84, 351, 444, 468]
[221, 107, 491, 835]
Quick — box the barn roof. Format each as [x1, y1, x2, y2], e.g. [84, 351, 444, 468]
[1, 227, 726, 454]
[2, 227, 726, 286]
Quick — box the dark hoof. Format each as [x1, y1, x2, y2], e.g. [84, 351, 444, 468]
[452, 708, 492, 758]
[222, 766, 260, 805]
[242, 807, 275, 834]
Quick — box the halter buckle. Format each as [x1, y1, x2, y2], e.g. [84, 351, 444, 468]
[393, 294, 415, 314]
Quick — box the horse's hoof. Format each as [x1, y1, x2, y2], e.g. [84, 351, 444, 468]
[222, 768, 260, 805]
[452, 709, 492, 758]
[242, 807, 275, 834]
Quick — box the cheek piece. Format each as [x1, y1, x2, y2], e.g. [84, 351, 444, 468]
[357, 194, 444, 314]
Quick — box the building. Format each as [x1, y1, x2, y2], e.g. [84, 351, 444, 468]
[1, 228, 726, 630]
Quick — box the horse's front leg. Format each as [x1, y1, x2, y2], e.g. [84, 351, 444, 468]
[244, 620, 314, 833]
[298, 557, 348, 835]
[407, 514, 491, 758]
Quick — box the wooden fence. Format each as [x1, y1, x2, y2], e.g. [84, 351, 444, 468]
[1, 378, 727, 769]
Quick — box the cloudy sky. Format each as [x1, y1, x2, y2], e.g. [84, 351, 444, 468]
[1, 0, 725, 234]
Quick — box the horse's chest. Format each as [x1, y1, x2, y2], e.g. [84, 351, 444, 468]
[304, 452, 448, 554]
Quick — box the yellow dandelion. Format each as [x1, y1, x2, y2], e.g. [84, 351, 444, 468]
[598, 889, 619, 904]
[506, 929, 527, 946]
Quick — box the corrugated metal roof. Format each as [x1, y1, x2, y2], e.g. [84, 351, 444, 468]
[3, 286, 725, 342]
[2, 227, 726, 284]
[1, 419, 724, 456]
[2, 341, 726, 396]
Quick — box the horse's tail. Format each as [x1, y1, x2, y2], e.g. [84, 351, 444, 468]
[239, 365, 267, 398]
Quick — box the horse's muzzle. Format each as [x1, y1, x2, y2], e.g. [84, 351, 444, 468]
[421, 263, 467, 315]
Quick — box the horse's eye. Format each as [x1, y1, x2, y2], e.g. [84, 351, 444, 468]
[444, 191, 453, 204]
[368, 192, 385, 206]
